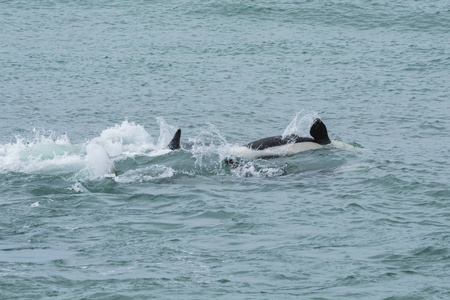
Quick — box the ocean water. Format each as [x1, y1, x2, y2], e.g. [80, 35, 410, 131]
[1, 1, 450, 299]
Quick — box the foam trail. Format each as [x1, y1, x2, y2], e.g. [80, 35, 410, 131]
[230, 161, 285, 178]
[0, 133, 85, 174]
[0, 119, 180, 178]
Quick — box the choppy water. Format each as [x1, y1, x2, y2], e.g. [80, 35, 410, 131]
[1, 1, 450, 299]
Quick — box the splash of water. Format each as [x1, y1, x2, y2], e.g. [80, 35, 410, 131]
[0, 118, 178, 179]
[282, 109, 320, 138]
[0, 130, 84, 174]
[156, 117, 179, 150]
[188, 123, 229, 167]
[91, 120, 154, 157]
[85, 143, 116, 178]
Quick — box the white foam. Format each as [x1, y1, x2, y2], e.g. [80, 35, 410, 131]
[0, 118, 178, 178]
[0, 133, 85, 174]
[231, 161, 284, 178]
[90, 120, 155, 157]
[115, 165, 174, 183]
[155, 117, 178, 150]
[85, 143, 116, 177]
[68, 181, 89, 193]
[87, 119, 181, 159]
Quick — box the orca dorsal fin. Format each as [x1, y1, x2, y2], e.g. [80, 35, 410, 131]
[310, 119, 331, 145]
[167, 129, 181, 150]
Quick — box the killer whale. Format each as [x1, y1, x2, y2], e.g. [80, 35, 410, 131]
[228, 118, 331, 160]
[162, 118, 330, 159]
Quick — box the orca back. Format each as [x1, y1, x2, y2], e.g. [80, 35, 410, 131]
[245, 135, 314, 150]
[244, 118, 330, 150]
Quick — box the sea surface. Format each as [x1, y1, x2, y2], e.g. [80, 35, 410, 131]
[1, 1, 450, 299]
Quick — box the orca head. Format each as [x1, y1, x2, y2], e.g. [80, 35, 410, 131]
[310, 118, 331, 145]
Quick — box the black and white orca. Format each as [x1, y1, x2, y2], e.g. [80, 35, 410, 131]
[166, 118, 330, 159]
[229, 118, 331, 159]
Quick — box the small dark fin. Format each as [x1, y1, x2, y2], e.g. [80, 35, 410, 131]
[310, 118, 331, 145]
[167, 129, 181, 150]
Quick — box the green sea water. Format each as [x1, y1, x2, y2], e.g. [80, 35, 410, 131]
[1, 1, 450, 299]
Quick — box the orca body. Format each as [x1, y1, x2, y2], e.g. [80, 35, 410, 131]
[229, 118, 331, 159]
